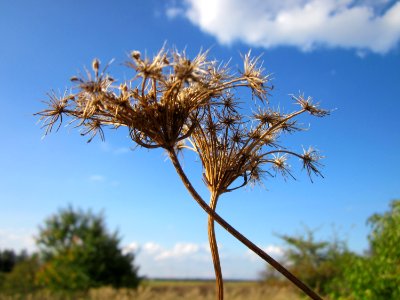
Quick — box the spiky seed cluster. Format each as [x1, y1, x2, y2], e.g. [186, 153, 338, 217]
[301, 147, 324, 180]
[38, 91, 70, 135]
[186, 88, 328, 196]
[36, 48, 273, 151]
[293, 94, 329, 117]
[242, 52, 271, 101]
[36, 46, 328, 194]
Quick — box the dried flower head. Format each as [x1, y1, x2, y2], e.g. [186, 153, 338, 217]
[92, 58, 100, 74]
[36, 46, 274, 152]
[293, 94, 330, 117]
[36, 46, 328, 300]
[186, 88, 327, 197]
[301, 146, 324, 180]
[37, 91, 71, 135]
[242, 51, 272, 101]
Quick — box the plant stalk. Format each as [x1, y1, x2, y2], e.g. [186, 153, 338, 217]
[167, 148, 323, 300]
[209, 191, 223, 300]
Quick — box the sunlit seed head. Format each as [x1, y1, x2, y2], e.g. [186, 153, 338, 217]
[131, 51, 141, 60]
[92, 59, 100, 72]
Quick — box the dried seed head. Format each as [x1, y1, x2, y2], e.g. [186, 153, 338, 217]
[242, 51, 271, 101]
[106, 76, 115, 83]
[92, 59, 100, 73]
[36, 45, 327, 191]
[220, 114, 240, 128]
[253, 108, 281, 126]
[173, 50, 208, 82]
[131, 50, 141, 60]
[293, 94, 329, 117]
[273, 154, 287, 170]
[301, 147, 324, 179]
[271, 154, 295, 179]
[249, 166, 265, 186]
[261, 134, 278, 147]
[120, 83, 128, 93]
[80, 119, 105, 143]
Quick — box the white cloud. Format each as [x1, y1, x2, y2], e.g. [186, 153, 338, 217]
[246, 244, 285, 262]
[130, 241, 210, 261]
[0, 228, 36, 252]
[114, 147, 131, 155]
[88, 174, 106, 182]
[124, 241, 214, 278]
[265, 245, 285, 257]
[100, 142, 131, 155]
[155, 242, 202, 260]
[167, 0, 400, 53]
[124, 241, 282, 279]
[88, 175, 120, 187]
[143, 242, 164, 254]
[166, 6, 185, 19]
[123, 242, 140, 253]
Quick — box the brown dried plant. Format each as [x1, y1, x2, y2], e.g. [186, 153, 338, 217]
[36, 46, 327, 300]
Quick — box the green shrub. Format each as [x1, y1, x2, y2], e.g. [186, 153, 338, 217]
[1, 255, 40, 294]
[269, 229, 353, 296]
[270, 200, 400, 299]
[35, 206, 141, 291]
[339, 200, 400, 300]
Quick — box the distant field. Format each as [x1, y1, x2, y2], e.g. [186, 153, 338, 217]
[0, 280, 303, 300]
[132, 279, 302, 300]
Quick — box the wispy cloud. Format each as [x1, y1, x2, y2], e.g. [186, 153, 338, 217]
[167, 0, 400, 54]
[245, 245, 285, 262]
[88, 174, 106, 182]
[154, 242, 208, 261]
[166, 6, 185, 19]
[114, 147, 131, 155]
[0, 228, 36, 252]
[125, 241, 283, 279]
[124, 241, 214, 278]
[100, 142, 131, 155]
[126, 241, 211, 261]
[88, 174, 120, 187]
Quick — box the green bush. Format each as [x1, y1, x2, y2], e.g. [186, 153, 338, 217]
[1, 255, 40, 294]
[268, 200, 400, 299]
[268, 229, 353, 296]
[338, 200, 400, 300]
[35, 206, 141, 291]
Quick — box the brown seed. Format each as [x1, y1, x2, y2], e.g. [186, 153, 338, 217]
[131, 51, 141, 60]
[92, 59, 100, 72]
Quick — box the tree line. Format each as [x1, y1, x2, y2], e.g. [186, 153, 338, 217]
[263, 199, 400, 300]
[0, 206, 141, 295]
[1, 200, 399, 299]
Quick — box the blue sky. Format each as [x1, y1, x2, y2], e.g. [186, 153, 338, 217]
[0, 0, 399, 279]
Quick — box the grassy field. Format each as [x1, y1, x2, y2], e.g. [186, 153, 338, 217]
[0, 280, 303, 300]
[133, 280, 302, 300]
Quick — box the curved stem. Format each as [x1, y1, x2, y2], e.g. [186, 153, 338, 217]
[167, 148, 323, 300]
[209, 191, 223, 300]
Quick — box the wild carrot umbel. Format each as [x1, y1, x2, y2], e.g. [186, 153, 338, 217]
[36, 46, 328, 300]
